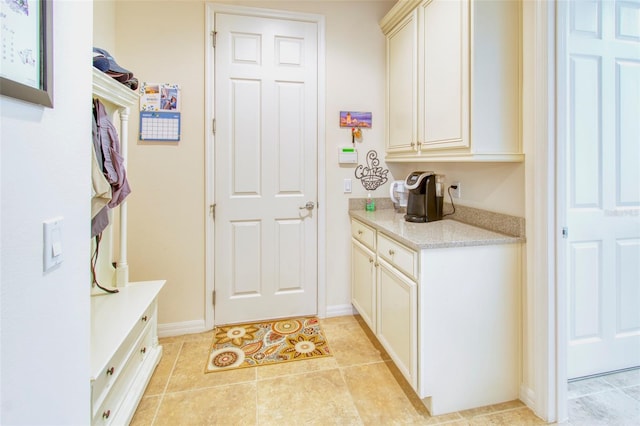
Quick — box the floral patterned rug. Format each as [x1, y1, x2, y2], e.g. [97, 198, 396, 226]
[205, 317, 332, 373]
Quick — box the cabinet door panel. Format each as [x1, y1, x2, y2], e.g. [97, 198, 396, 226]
[352, 240, 376, 332]
[421, 0, 469, 150]
[377, 260, 417, 388]
[387, 10, 418, 153]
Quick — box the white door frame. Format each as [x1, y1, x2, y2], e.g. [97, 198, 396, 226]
[555, 0, 569, 421]
[204, 3, 326, 330]
[523, 0, 563, 422]
[526, 1, 578, 423]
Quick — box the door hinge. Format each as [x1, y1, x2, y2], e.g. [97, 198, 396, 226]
[211, 31, 217, 48]
[562, 227, 568, 239]
[212, 118, 216, 135]
[210, 203, 216, 219]
[212, 290, 216, 306]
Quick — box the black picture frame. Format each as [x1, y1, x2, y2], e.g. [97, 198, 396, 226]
[0, 0, 54, 108]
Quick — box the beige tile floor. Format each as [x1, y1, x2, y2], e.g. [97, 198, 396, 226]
[131, 315, 546, 425]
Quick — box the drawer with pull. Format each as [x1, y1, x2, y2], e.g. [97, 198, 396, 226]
[92, 322, 155, 425]
[377, 233, 418, 281]
[91, 303, 155, 411]
[351, 219, 376, 251]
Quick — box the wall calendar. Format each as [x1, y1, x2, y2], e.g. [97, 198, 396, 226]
[139, 82, 181, 141]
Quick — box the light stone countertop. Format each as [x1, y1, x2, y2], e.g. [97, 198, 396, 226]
[349, 209, 523, 250]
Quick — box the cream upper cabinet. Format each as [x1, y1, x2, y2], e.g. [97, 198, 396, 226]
[420, 0, 468, 151]
[381, 0, 523, 162]
[386, 8, 418, 153]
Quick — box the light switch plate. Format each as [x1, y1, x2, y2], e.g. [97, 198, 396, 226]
[43, 217, 64, 272]
[344, 178, 352, 193]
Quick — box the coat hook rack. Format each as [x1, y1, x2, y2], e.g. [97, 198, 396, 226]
[351, 127, 362, 145]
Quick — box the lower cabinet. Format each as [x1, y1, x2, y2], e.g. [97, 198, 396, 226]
[91, 280, 165, 425]
[377, 258, 417, 389]
[350, 217, 520, 415]
[351, 239, 377, 332]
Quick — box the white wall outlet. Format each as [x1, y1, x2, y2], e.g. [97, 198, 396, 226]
[451, 181, 461, 198]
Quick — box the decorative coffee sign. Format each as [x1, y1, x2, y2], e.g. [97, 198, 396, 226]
[355, 150, 389, 191]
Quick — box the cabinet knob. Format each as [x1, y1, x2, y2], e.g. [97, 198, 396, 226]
[102, 410, 111, 420]
[369, 258, 374, 263]
[388, 249, 395, 256]
[141, 315, 148, 322]
[357, 230, 363, 235]
[106, 367, 115, 376]
[140, 347, 147, 354]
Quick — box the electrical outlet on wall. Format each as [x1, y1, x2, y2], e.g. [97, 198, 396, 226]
[451, 181, 461, 198]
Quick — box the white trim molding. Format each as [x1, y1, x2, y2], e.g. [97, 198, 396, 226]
[554, 1, 570, 422]
[324, 304, 357, 319]
[522, 0, 558, 422]
[158, 320, 208, 338]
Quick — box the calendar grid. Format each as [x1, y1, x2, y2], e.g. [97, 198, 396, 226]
[139, 111, 181, 141]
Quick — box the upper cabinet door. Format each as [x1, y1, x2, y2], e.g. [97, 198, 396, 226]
[419, 0, 469, 151]
[386, 10, 418, 154]
[380, 0, 523, 163]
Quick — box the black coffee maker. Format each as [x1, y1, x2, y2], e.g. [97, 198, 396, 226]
[404, 171, 443, 223]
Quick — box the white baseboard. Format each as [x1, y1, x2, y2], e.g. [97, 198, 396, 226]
[324, 304, 356, 318]
[158, 320, 208, 338]
[159, 307, 356, 337]
[519, 383, 536, 411]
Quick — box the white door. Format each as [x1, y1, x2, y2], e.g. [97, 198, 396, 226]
[565, 0, 640, 379]
[213, 11, 318, 325]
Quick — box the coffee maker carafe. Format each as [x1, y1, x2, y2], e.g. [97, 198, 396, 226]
[404, 171, 443, 223]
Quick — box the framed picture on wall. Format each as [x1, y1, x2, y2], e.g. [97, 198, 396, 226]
[0, 0, 54, 108]
[339, 111, 372, 128]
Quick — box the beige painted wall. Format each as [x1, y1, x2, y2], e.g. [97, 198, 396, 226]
[93, 0, 116, 52]
[114, 2, 207, 325]
[97, 0, 525, 328]
[390, 162, 525, 217]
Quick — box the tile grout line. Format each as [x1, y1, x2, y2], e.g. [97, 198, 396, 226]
[462, 405, 533, 420]
[568, 387, 619, 400]
[149, 340, 185, 426]
[254, 367, 259, 426]
[157, 377, 259, 397]
[335, 361, 366, 425]
[337, 359, 388, 370]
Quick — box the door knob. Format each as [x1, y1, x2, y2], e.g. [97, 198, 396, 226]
[299, 201, 315, 210]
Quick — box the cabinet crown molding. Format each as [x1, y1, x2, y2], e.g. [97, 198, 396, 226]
[380, 0, 423, 34]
